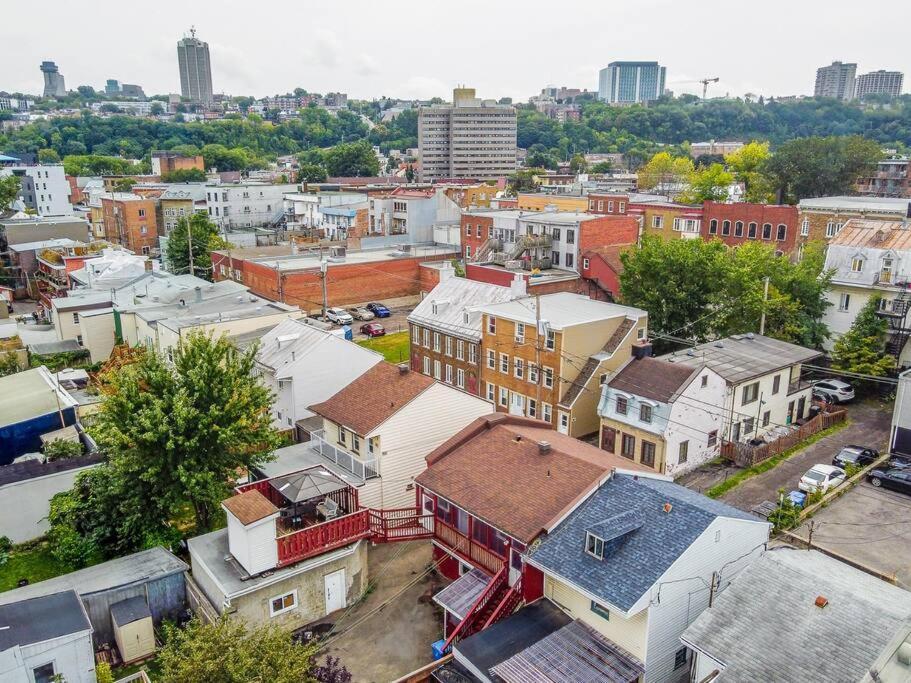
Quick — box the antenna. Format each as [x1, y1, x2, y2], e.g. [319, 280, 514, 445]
[700, 77, 720, 100]
[190, 25, 196, 39]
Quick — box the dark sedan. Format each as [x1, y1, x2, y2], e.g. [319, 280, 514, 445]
[360, 322, 386, 338]
[366, 302, 391, 318]
[868, 468, 911, 495]
[832, 445, 880, 469]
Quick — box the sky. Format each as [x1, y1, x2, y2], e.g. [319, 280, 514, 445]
[5, 0, 910, 103]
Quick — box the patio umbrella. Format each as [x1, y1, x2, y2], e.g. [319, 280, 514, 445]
[269, 467, 348, 504]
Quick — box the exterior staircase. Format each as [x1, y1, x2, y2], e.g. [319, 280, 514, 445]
[473, 237, 501, 263]
[560, 318, 637, 409]
[878, 288, 911, 358]
[440, 566, 524, 653]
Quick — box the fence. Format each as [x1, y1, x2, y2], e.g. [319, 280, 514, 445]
[721, 409, 847, 468]
[309, 429, 379, 480]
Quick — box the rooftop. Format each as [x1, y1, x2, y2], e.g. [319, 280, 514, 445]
[309, 363, 434, 435]
[798, 196, 911, 212]
[828, 219, 911, 251]
[0, 453, 104, 488]
[681, 547, 911, 682]
[607, 356, 699, 403]
[213, 244, 456, 271]
[0, 590, 91, 650]
[476, 292, 645, 331]
[222, 489, 278, 526]
[527, 474, 761, 613]
[660, 334, 820, 384]
[8, 238, 83, 252]
[408, 276, 520, 341]
[416, 414, 651, 543]
[0, 366, 79, 430]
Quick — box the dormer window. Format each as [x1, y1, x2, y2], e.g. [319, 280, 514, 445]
[851, 257, 864, 273]
[585, 532, 604, 559]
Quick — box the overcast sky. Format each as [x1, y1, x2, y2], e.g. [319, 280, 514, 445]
[5, 0, 910, 102]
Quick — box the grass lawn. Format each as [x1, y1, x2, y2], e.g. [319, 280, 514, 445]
[0, 540, 77, 592]
[357, 331, 410, 364]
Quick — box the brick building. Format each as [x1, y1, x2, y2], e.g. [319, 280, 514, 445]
[100, 193, 159, 255]
[151, 151, 205, 176]
[702, 201, 799, 254]
[211, 244, 456, 312]
[797, 196, 911, 251]
[586, 193, 630, 215]
[629, 199, 703, 241]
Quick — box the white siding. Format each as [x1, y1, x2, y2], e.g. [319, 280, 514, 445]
[665, 368, 727, 478]
[13, 631, 96, 683]
[78, 311, 116, 362]
[226, 512, 279, 576]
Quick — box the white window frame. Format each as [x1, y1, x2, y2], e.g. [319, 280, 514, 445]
[851, 257, 864, 273]
[487, 316, 496, 335]
[545, 329, 555, 351]
[456, 368, 465, 389]
[445, 364, 453, 384]
[433, 332, 441, 352]
[469, 344, 478, 365]
[498, 386, 509, 407]
[515, 322, 525, 343]
[422, 356, 430, 375]
[487, 349, 496, 369]
[487, 382, 496, 401]
[528, 363, 539, 384]
[412, 326, 420, 344]
[839, 292, 851, 312]
[500, 353, 509, 374]
[269, 590, 298, 617]
[543, 366, 554, 389]
[456, 339, 465, 360]
[800, 218, 809, 236]
[433, 360, 441, 380]
[543, 402, 552, 423]
[514, 357, 524, 379]
[445, 336, 453, 357]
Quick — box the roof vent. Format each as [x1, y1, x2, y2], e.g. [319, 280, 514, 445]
[538, 441, 551, 455]
[746, 332, 755, 340]
[686, 349, 696, 357]
[815, 595, 829, 609]
[663, 503, 673, 514]
[714, 341, 724, 348]
[398, 364, 409, 375]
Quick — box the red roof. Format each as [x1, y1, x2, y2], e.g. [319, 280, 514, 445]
[222, 489, 278, 526]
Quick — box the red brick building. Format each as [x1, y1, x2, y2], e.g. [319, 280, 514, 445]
[101, 194, 159, 255]
[587, 193, 630, 215]
[702, 202, 799, 254]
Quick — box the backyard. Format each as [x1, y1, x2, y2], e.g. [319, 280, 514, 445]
[357, 330, 410, 364]
[0, 539, 81, 592]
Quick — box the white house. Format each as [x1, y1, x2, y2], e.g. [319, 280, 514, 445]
[307, 362, 494, 509]
[253, 318, 384, 431]
[205, 182, 297, 230]
[367, 188, 460, 246]
[0, 590, 96, 683]
[822, 218, 911, 365]
[283, 191, 367, 237]
[0, 163, 72, 217]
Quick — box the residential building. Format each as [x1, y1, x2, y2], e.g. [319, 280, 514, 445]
[205, 182, 296, 230]
[0, 547, 188, 649]
[579, 243, 630, 300]
[7, 238, 93, 305]
[822, 218, 911, 363]
[307, 362, 493, 508]
[408, 270, 526, 394]
[892, 368, 911, 457]
[418, 87, 517, 182]
[797, 196, 911, 246]
[682, 548, 911, 683]
[703, 201, 799, 254]
[0, 162, 72, 216]
[0, 590, 95, 683]
[151, 150, 206, 176]
[283, 191, 369, 239]
[158, 185, 207, 235]
[253, 318, 383, 432]
[476, 292, 648, 437]
[598, 62, 667, 104]
[67, 247, 148, 290]
[598, 353, 728, 476]
[101, 193, 158, 255]
[40, 60, 66, 97]
[516, 193, 588, 212]
[855, 70, 904, 99]
[177, 27, 214, 104]
[814, 61, 856, 100]
[689, 140, 744, 158]
[628, 198, 704, 242]
[367, 187, 461, 245]
[856, 156, 911, 198]
[659, 334, 820, 445]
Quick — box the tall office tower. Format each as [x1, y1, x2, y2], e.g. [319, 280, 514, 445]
[177, 27, 214, 104]
[814, 61, 857, 100]
[597, 62, 666, 104]
[40, 61, 66, 98]
[418, 87, 517, 182]
[855, 71, 904, 99]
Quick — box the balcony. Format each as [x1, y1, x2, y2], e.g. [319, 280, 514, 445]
[434, 518, 506, 576]
[276, 509, 372, 567]
[309, 429, 379, 480]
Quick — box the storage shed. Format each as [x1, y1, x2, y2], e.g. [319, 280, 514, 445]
[111, 596, 155, 664]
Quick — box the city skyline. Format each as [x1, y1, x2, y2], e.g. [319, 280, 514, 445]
[4, 0, 911, 102]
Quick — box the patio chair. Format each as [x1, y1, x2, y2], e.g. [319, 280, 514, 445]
[316, 497, 340, 520]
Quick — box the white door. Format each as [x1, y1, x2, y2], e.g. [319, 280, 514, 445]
[421, 493, 435, 532]
[558, 411, 570, 434]
[324, 569, 346, 614]
[509, 392, 525, 416]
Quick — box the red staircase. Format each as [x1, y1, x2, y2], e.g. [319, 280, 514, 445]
[369, 507, 434, 542]
[440, 567, 524, 653]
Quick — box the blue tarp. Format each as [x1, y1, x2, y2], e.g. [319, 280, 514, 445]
[0, 408, 77, 465]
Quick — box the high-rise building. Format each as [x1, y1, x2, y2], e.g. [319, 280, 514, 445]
[814, 61, 856, 100]
[418, 87, 517, 182]
[177, 27, 213, 104]
[597, 62, 666, 104]
[40, 61, 66, 98]
[855, 70, 904, 99]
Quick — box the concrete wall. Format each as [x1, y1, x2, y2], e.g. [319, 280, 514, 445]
[79, 310, 116, 362]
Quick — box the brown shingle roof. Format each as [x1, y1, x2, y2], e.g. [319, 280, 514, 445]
[222, 489, 278, 526]
[416, 414, 651, 543]
[584, 244, 629, 274]
[309, 363, 434, 435]
[608, 356, 699, 403]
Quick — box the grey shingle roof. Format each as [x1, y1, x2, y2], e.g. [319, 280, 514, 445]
[681, 548, 911, 682]
[0, 590, 90, 649]
[527, 474, 763, 612]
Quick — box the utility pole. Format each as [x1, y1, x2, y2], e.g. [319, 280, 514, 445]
[187, 218, 194, 277]
[320, 259, 329, 319]
[759, 276, 770, 335]
[708, 571, 718, 607]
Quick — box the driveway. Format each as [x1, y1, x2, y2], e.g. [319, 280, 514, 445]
[719, 400, 891, 513]
[790, 481, 911, 589]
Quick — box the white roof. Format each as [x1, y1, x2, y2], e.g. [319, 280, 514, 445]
[0, 366, 79, 429]
[9, 238, 82, 252]
[408, 276, 521, 341]
[476, 292, 645, 330]
[798, 196, 911, 213]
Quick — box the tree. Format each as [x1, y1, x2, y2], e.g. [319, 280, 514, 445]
[319, 140, 380, 177]
[161, 168, 207, 182]
[44, 439, 83, 461]
[831, 294, 895, 376]
[150, 102, 165, 116]
[158, 618, 321, 683]
[636, 152, 694, 194]
[679, 163, 734, 203]
[165, 213, 230, 280]
[725, 141, 774, 203]
[297, 162, 328, 183]
[569, 153, 588, 174]
[763, 135, 882, 203]
[37, 148, 61, 164]
[405, 164, 416, 182]
[508, 168, 543, 195]
[0, 352, 19, 377]
[112, 178, 137, 193]
[0, 175, 21, 209]
[590, 161, 613, 174]
[526, 151, 558, 170]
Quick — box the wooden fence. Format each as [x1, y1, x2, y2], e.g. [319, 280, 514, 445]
[720, 409, 847, 468]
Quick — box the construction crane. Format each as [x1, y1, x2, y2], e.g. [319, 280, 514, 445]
[700, 77, 720, 100]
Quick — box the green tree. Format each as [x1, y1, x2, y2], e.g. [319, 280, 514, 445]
[150, 102, 165, 116]
[37, 148, 61, 164]
[161, 168, 207, 182]
[0, 351, 20, 377]
[319, 140, 380, 177]
[507, 168, 543, 195]
[297, 162, 328, 183]
[526, 150, 559, 170]
[679, 163, 734, 203]
[165, 213, 230, 280]
[44, 439, 83, 461]
[831, 294, 895, 376]
[590, 160, 613, 174]
[725, 141, 774, 203]
[569, 153, 588, 174]
[112, 178, 137, 193]
[158, 618, 320, 683]
[405, 164, 416, 182]
[636, 151, 694, 193]
[0, 175, 21, 208]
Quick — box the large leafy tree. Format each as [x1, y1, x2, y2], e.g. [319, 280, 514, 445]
[0, 175, 21, 209]
[319, 140, 380, 177]
[679, 163, 734, 203]
[725, 141, 775, 203]
[165, 213, 231, 280]
[831, 294, 895, 376]
[636, 151, 694, 194]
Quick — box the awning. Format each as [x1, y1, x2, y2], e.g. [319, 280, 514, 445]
[268, 466, 348, 503]
[433, 568, 490, 620]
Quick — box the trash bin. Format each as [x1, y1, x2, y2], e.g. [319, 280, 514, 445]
[432, 639, 448, 660]
[788, 490, 807, 508]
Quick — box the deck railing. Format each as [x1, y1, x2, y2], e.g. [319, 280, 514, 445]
[434, 518, 505, 575]
[276, 509, 371, 567]
[442, 565, 509, 652]
[369, 507, 434, 541]
[309, 429, 379, 480]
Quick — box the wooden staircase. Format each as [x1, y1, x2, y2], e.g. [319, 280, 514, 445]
[440, 567, 524, 653]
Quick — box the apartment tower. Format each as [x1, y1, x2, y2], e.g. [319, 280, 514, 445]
[177, 27, 214, 104]
[598, 62, 666, 104]
[40, 61, 66, 98]
[814, 61, 856, 100]
[855, 71, 904, 99]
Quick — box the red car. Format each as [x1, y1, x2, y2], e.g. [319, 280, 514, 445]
[360, 322, 386, 337]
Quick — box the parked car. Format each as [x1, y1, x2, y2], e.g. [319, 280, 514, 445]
[798, 464, 846, 494]
[832, 445, 880, 469]
[326, 307, 354, 325]
[348, 306, 375, 321]
[360, 322, 386, 338]
[813, 379, 855, 404]
[366, 302, 391, 318]
[868, 468, 911, 495]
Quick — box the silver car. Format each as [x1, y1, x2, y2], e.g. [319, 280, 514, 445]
[348, 306, 375, 321]
[813, 379, 855, 404]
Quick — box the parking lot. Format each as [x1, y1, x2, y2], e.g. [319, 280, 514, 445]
[790, 480, 911, 589]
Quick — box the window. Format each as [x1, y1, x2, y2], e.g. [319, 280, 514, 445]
[777, 224, 787, 241]
[456, 368, 465, 389]
[543, 402, 552, 423]
[487, 316, 496, 335]
[464, 245, 471, 258]
[882, 257, 894, 283]
[338, 427, 347, 446]
[528, 363, 539, 384]
[565, 253, 574, 268]
[585, 532, 604, 559]
[469, 344, 478, 365]
[486, 382, 496, 401]
[552, 227, 561, 240]
[456, 339, 464, 360]
[616, 396, 628, 415]
[543, 367, 554, 388]
[445, 364, 453, 384]
[851, 257, 864, 272]
[514, 357, 524, 379]
[639, 403, 652, 423]
[515, 322, 525, 342]
[476, 225, 481, 238]
[412, 326, 420, 344]
[742, 382, 759, 404]
[826, 221, 843, 238]
[423, 329, 430, 348]
[433, 332, 441, 352]
[351, 433, 361, 452]
[499, 386, 509, 407]
[721, 220, 731, 236]
[839, 293, 851, 311]
[621, 434, 636, 458]
[707, 430, 718, 447]
[32, 663, 56, 683]
[708, 218, 717, 234]
[747, 222, 757, 239]
[743, 416, 755, 434]
[545, 329, 556, 350]
[674, 647, 688, 670]
[138, 208, 146, 218]
[619, 202, 626, 214]
[76, 334, 83, 345]
[801, 218, 810, 236]
[368, 436, 378, 455]
[422, 356, 430, 375]
[583, 257, 590, 269]
[654, 215, 665, 229]
[500, 353, 509, 374]
[528, 398, 537, 418]
[762, 223, 773, 240]
[72, 312, 79, 324]
[641, 441, 656, 467]
[762, 410, 771, 427]
[566, 229, 575, 244]
[679, 440, 689, 463]
[772, 374, 781, 394]
[701, 375, 708, 388]
[607, 201, 614, 212]
[551, 250, 560, 266]
[433, 360, 441, 380]
[732, 421, 741, 442]
[487, 349, 496, 369]
[270, 590, 297, 616]
[734, 221, 744, 237]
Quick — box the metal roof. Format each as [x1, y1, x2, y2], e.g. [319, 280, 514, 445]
[408, 277, 520, 341]
[828, 219, 911, 251]
[0, 590, 91, 650]
[8, 238, 82, 252]
[476, 293, 644, 331]
[0, 366, 79, 429]
[798, 196, 911, 213]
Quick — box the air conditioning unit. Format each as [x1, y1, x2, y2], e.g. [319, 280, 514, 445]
[328, 246, 346, 262]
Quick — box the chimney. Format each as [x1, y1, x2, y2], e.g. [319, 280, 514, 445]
[815, 595, 829, 609]
[538, 441, 551, 455]
[663, 503, 673, 514]
[194, 286, 203, 303]
[438, 261, 455, 283]
[398, 363, 410, 375]
[510, 273, 527, 298]
[631, 341, 652, 360]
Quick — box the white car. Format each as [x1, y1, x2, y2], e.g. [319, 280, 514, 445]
[326, 307, 353, 325]
[813, 379, 855, 404]
[798, 464, 846, 494]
